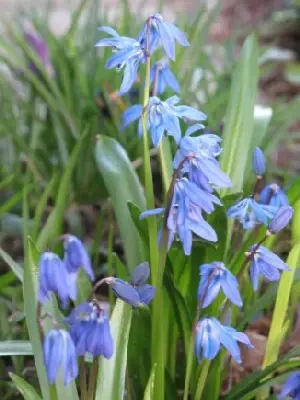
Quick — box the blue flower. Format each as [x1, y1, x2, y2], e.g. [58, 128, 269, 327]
[247, 245, 290, 291]
[198, 262, 242, 308]
[140, 178, 218, 255]
[66, 301, 113, 358]
[64, 235, 95, 281]
[122, 96, 207, 147]
[138, 14, 189, 60]
[173, 131, 232, 191]
[43, 329, 78, 385]
[252, 147, 265, 176]
[194, 317, 253, 363]
[38, 252, 74, 307]
[96, 26, 146, 95]
[227, 198, 278, 229]
[260, 183, 289, 208]
[279, 371, 300, 399]
[107, 262, 155, 307]
[150, 61, 180, 94]
[268, 206, 294, 234]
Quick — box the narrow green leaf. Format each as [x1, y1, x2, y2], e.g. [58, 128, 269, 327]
[94, 135, 146, 270]
[95, 301, 132, 400]
[0, 341, 33, 356]
[0, 247, 23, 282]
[220, 34, 259, 195]
[143, 365, 156, 400]
[10, 373, 42, 400]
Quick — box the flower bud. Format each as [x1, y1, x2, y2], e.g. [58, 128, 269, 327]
[252, 147, 265, 177]
[268, 206, 294, 234]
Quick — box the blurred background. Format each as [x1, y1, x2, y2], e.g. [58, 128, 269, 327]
[1, 0, 300, 397]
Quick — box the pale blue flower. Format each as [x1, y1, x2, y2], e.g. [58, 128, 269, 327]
[195, 317, 253, 363]
[248, 245, 290, 291]
[227, 198, 278, 229]
[122, 95, 206, 147]
[96, 26, 146, 94]
[260, 183, 289, 208]
[252, 147, 265, 176]
[66, 301, 113, 358]
[268, 206, 294, 234]
[138, 14, 189, 60]
[64, 235, 94, 281]
[43, 329, 78, 385]
[279, 371, 300, 399]
[107, 262, 155, 307]
[198, 262, 242, 308]
[150, 61, 180, 94]
[140, 178, 218, 255]
[173, 132, 232, 191]
[38, 252, 74, 307]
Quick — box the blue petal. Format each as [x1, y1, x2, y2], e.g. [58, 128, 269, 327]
[139, 208, 165, 220]
[252, 147, 265, 176]
[269, 206, 294, 233]
[111, 279, 141, 307]
[121, 104, 143, 130]
[221, 273, 243, 307]
[168, 23, 190, 46]
[101, 315, 114, 358]
[174, 105, 207, 121]
[44, 331, 64, 383]
[150, 123, 165, 147]
[97, 26, 120, 37]
[161, 65, 180, 93]
[137, 284, 156, 304]
[219, 327, 242, 364]
[131, 262, 150, 286]
[119, 59, 138, 95]
[250, 260, 260, 291]
[188, 218, 218, 243]
[257, 259, 280, 282]
[156, 19, 176, 60]
[202, 279, 221, 308]
[185, 124, 205, 136]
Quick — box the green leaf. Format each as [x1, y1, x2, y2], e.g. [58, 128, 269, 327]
[0, 247, 23, 282]
[10, 373, 42, 400]
[143, 365, 156, 400]
[127, 201, 149, 244]
[95, 301, 132, 400]
[0, 341, 32, 356]
[94, 135, 146, 270]
[220, 34, 259, 195]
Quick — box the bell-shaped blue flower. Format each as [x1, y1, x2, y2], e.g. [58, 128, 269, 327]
[252, 147, 265, 176]
[195, 317, 253, 363]
[64, 235, 95, 281]
[96, 26, 146, 95]
[107, 262, 155, 307]
[150, 61, 180, 94]
[227, 197, 278, 229]
[66, 301, 113, 358]
[198, 262, 242, 308]
[38, 252, 74, 307]
[260, 183, 289, 208]
[43, 329, 78, 385]
[138, 14, 189, 61]
[279, 371, 300, 399]
[173, 131, 232, 191]
[247, 245, 290, 291]
[122, 96, 206, 147]
[268, 206, 294, 234]
[140, 178, 219, 255]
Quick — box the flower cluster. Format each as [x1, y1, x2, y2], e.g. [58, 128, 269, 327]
[38, 233, 155, 386]
[228, 147, 292, 230]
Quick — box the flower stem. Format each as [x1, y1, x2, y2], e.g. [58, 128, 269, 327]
[195, 360, 210, 399]
[87, 357, 99, 400]
[49, 384, 58, 400]
[80, 357, 87, 400]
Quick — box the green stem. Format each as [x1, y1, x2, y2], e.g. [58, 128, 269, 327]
[87, 357, 99, 400]
[183, 330, 195, 400]
[49, 384, 58, 400]
[195, 361, 210, 399]
[80, 356, 87, 400]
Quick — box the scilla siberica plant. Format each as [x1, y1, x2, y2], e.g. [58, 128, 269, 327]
[32, 13, 295, 400]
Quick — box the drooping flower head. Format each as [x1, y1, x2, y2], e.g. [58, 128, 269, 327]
[66, 301, 113, 358]
[38, 252, 74, 307]
[252, 147, 265, 177]
[63, 235, 95, 281]
[122, 95, 207, 147]
[173, 129, 232, 191]
[259, 183, 289, 208]
[247, 245, 290, 291]
[140, 178, 219, 255]
[268, 205, 294, 234]
[198, 262, 242, 308]
[43, 329, 78, 385]
[105, 262, 156, 307]
[279, 371, 300, 399]
[96, 26, 146, 95]
[138, 14, 189, 60]
[227, 197, 278, 230]
[194, 317, 253, 363]
[150, 61, 180, 94]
